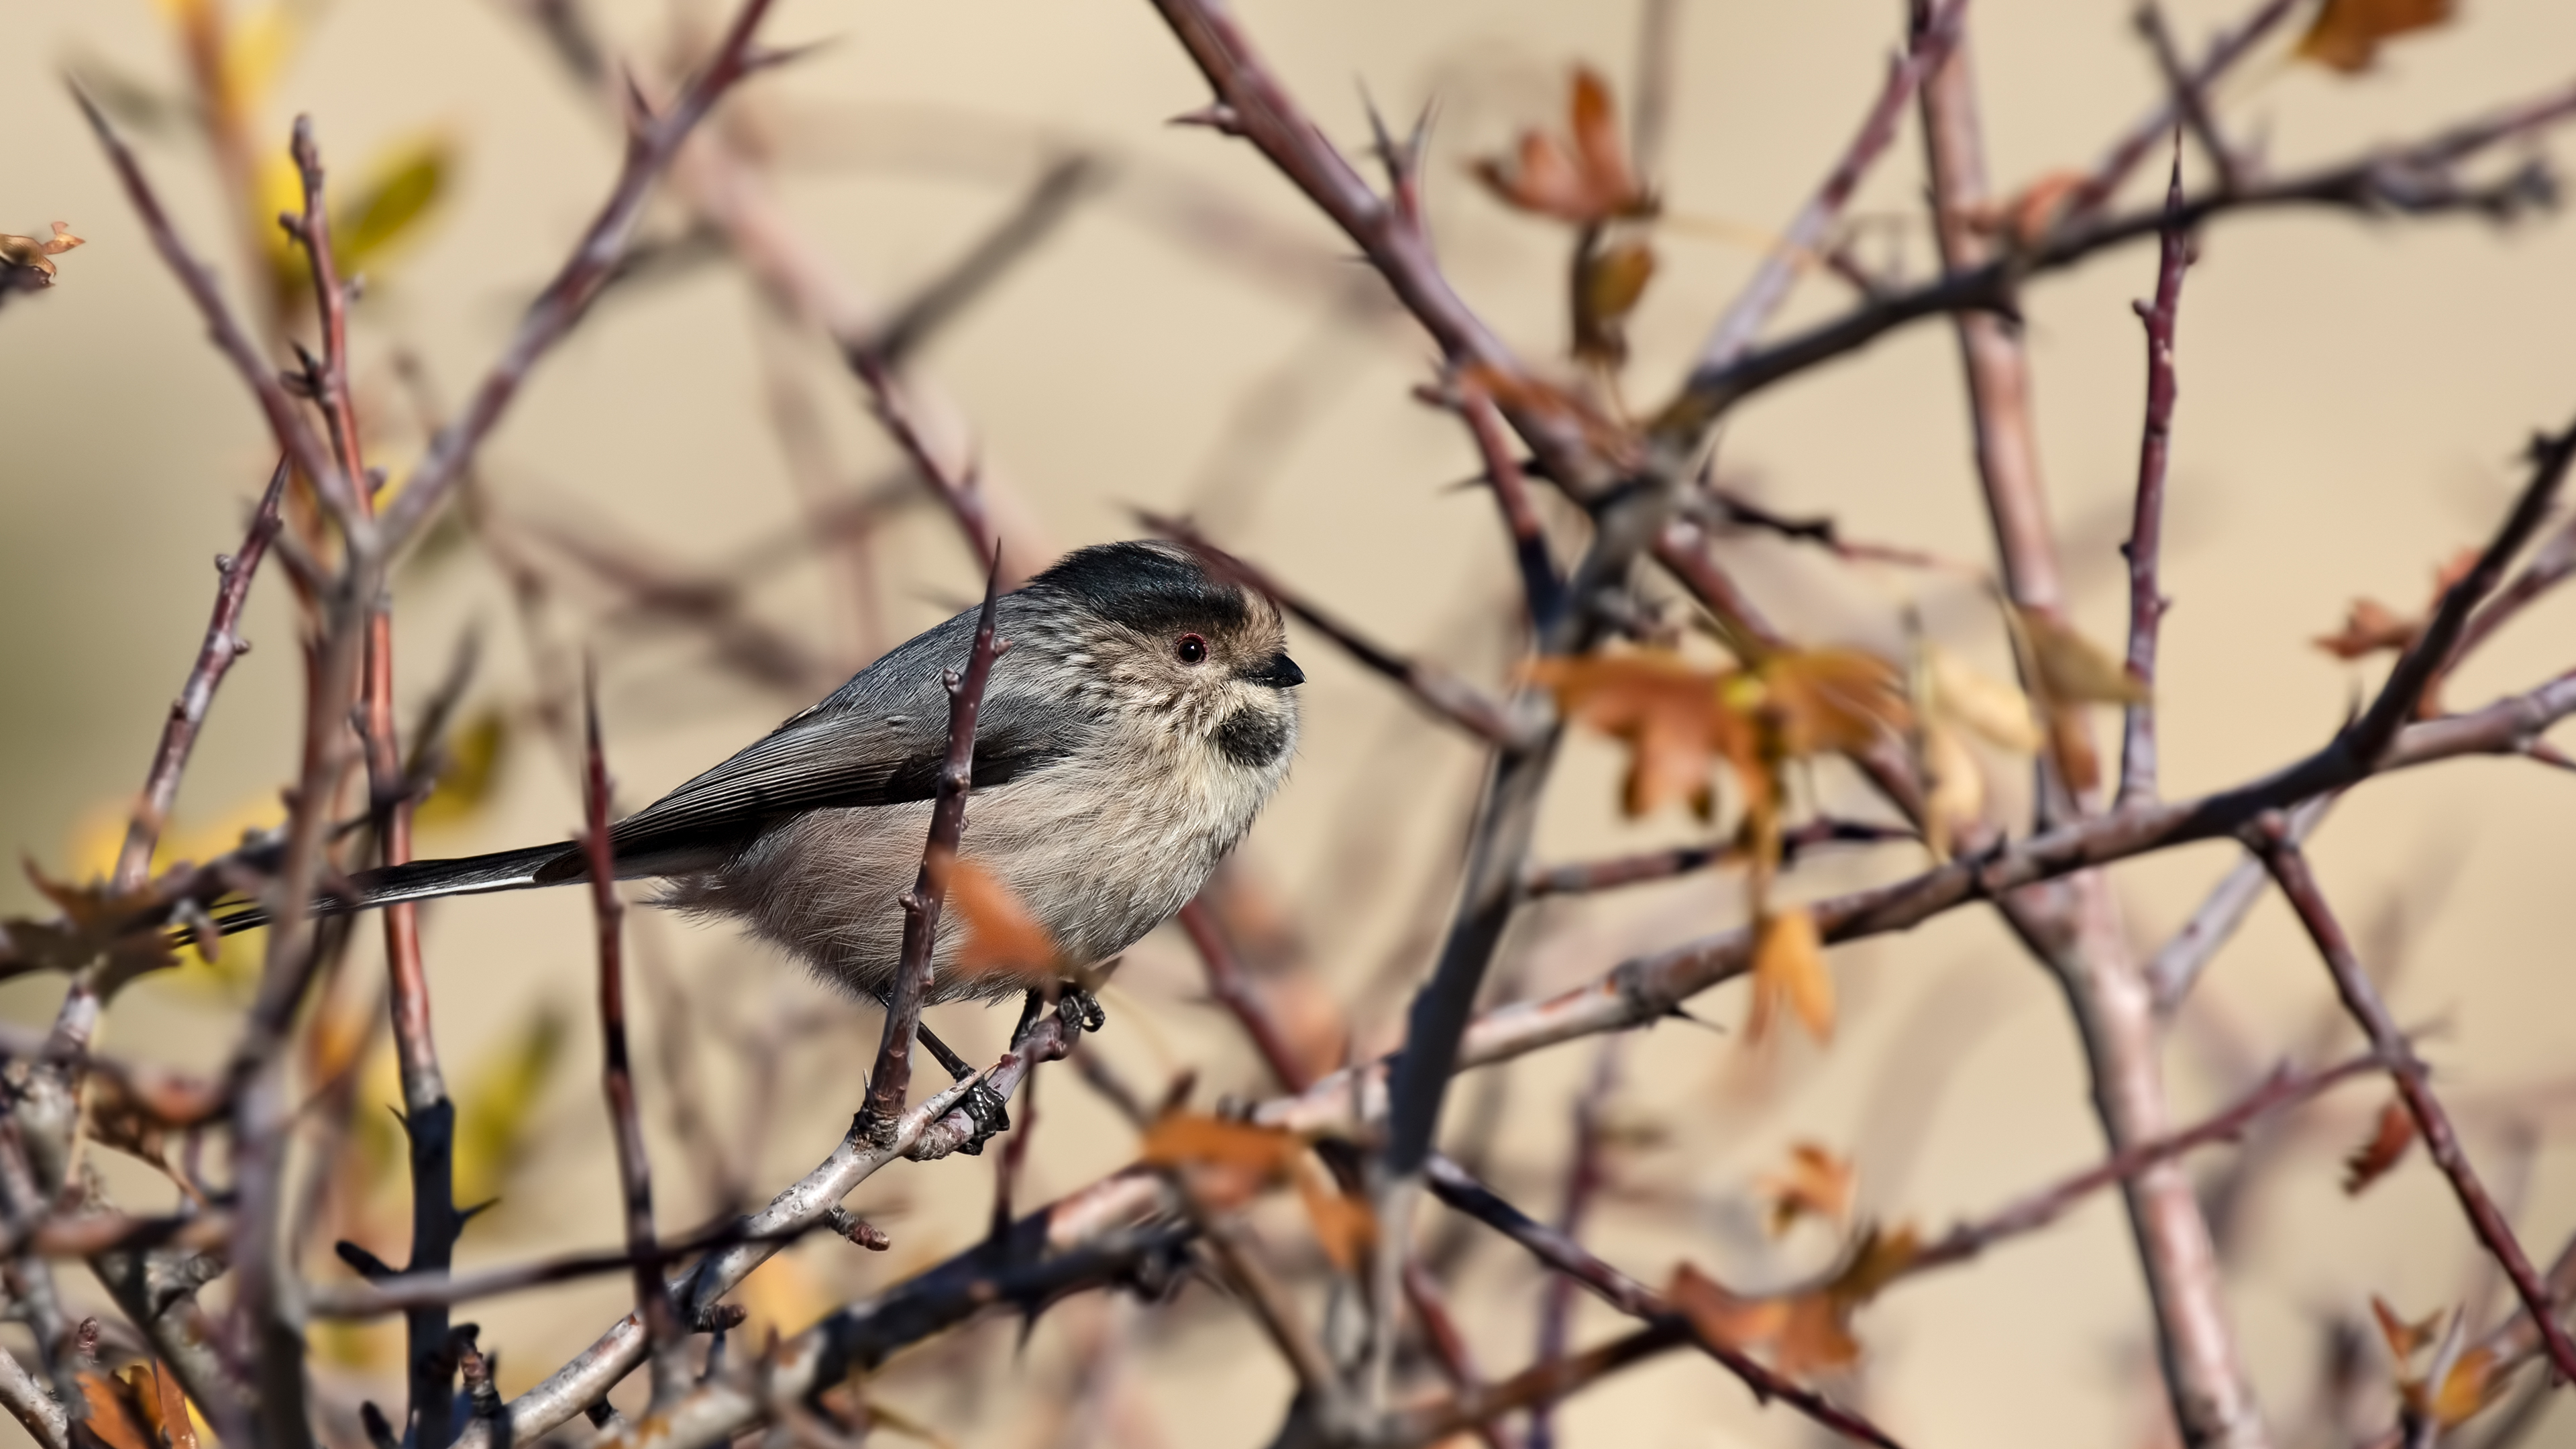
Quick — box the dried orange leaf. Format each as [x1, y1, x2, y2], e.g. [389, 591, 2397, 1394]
[1668, 1261, 1788, 1351]
[1458, 363, 1643, 465]
[2020, 610, 2149, 706]
[1472, 66, 1649, 225]
[1758, 647, 1912, 756]
[2429, 1345, 2499, 1426]
[76, 1371, 154, 1449]
[2343, 1097, 2418, 1195]
[1827, 1222, 1921, 1305]
[1988, 170, 2087, 247]
[0, 223, 85, 285]
[942, 855, 1065, 979]
[2314, 598, 2419, 659]
[1749, 908, 1833, 1045]
[1294, 1156, 1377, 1273]
[1770, 1293, 1862, 1378]
[2298, 0, 2455, 74]
[1140, 1113, 1298, 1173]
[1760, 1141, 1855, 1236]
[1529, 649, 1748, 818]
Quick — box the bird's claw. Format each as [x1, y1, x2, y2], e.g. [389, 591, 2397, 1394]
[950, 1078, 1012, 1156]
[1061, 986, 1106, 1034]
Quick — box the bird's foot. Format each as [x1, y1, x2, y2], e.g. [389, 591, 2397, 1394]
[1061, 985, 1106, 1034]
[950, 1078, 1012, 1157]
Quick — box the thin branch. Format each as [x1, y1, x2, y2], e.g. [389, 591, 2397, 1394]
[2346, 420, 2576, 767]
[859, 551, 1004, 1142]
[1688, 0, 1963, 370]
[849, 154, 1102, 370]
[1143, 512, 1528, 747]
[2146, 793, 2333, 1014]
[1456, 386, 1566, 631]
[376, 0, 782, 553]
[1176, 898, 1309, 1092]
[2253, 828, 2576, 1383]
[2118, 140, 2190, 809]
[581, 669, 688, 1406]
[2135, 5, 2245, 197]
[2452, 508, 2576, 665]
[1402, 1260, 1507, 1449]
[113, 458, 290, 890]
[1420, 1156, 1901, 1448]
[2074, 0, 2304, 219]
[1909, 1051, 2386, 1274]
[1390, 1322, 1695, 1449]
[1529, 1038, 1620, 1449]
[1519, 818, 1911, 898]
[0, 1345, 68, 1449]
[1659, 78, 2576, 439]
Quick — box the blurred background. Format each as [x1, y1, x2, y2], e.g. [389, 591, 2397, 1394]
[3, 1, 2575, 1444]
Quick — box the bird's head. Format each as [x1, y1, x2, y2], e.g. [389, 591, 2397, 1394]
[1028, 540, 1303, 772]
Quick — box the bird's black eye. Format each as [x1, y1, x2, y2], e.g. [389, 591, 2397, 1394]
[1175, 633, 1209, 665]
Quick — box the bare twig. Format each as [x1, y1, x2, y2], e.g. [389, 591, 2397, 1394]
[1401, 1260, 1506, 1449]
[1177, 898, 1309, 1092]
[2118, 141, 2190, 809]
[376, 0, 782, 552]
[1529, 1038, 1620, 1449]
[2146, 794, 2333, 1014]
[1519, 818, 1911, 898]
[2073, 0, 2304, 219]
[580, 669, 688, 1406]
[2135, 5, 2245, 197]
[1456, 387, 1566, 630]
[2253, 828, 2576, 1383]
[0, 1345, 68, 1449]
[859, 551, 1005, 1141]
[113, 459, 290, 890]
[850, 155, 1102, 370]
[1688, 0, 1963, 370]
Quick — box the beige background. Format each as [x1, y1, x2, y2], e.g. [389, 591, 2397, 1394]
[3, 1, 2574, 1444]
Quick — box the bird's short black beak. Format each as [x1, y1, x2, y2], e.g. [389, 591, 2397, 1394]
[1243, 651, 1304, 689]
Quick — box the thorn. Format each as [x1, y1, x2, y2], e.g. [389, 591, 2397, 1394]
[336, 1241, 400, 1280]
[1168, 103, 1244, 136]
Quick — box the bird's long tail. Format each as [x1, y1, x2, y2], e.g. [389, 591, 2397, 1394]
[210, 841, 581, 936]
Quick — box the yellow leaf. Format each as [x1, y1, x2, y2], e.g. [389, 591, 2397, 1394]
[2429, 1345, 2499, 1426]
[335, 131, 455, 275]
[414, 708, 510, 831]
[1761, 1141, 1856, 1236]
[1921, 722, 1984, 862]
[452, 1007, 566, 1210]
[1748, 908, 1833, 1045]
[1574, 239, 1656, 364]
[1926, 645, 2040, 752]
[2298, 0, 2454, 73]
[219, 2, 304, 109]
[2019, 609, 2148, 706]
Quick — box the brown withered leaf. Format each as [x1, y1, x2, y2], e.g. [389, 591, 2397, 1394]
[1981, 170, 2087, 248]
[2019, 610, 2149, 706]
[2298, 0, 2455, 74]
[1760, 1141, 1856, 1236]
[1140, 1112, 1299, 1210]
[115, 1362, 193, 1449]
[1574, 239, 1657, 365]
[941, 855, 1066, 980]
[2371, 1295, 2443, 1360]
[1458, 363, 1643, 467]
[1756, 647, 1913, 757]
[1668, 1224, 1919, 1379]
[1529, 649, 1752, 818]
[2315, 598, 2420, 659]
[77, 1369, 155, 1449]
[1, 864, 178, 986]
[1294, 1155, 1377, 1273]
[1748, 907, 1833, 1045]
[1472, 68, 1650, 225]
[2343, 1097, 2418, 1195]
[0, 222, 85, 285]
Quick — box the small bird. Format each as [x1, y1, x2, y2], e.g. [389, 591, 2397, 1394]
[222, 541, 1303, 1014]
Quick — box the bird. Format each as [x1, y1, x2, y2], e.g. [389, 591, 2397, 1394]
[216, 540, 1303, 1020]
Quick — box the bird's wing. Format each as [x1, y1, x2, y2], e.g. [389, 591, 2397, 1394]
[536, 704, 1072, 881]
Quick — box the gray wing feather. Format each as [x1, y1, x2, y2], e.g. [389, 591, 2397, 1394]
[539, 598, 1092, 879]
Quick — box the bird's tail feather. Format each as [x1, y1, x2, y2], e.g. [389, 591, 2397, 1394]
[211, 842, 580, 936]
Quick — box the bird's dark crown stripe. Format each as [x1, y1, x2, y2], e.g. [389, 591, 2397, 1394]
[1032, 541, 1250, 638]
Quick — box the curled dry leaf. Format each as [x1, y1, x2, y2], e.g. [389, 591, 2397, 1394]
[2371, 1297, 2502, 1427]
[2314, 598, 2420, 659]
[1472, 67, 1651, 226]
[1668, 1224, 1919, 1380]
[2017, 608, 2149, 706]
[1754, 647, 1913, 757]
[1748, 907, 1833, 1046]
[2298, 0, 2455, 74]
[1574, 239, 1657, 365]
[1140, 1113, 1373, 1265]
[0, 221, 86, 285]
[2343, 1096, 2418, 1195]
[1977, 170, 2086, 248]
[1760, 1141, 1856, 1236]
